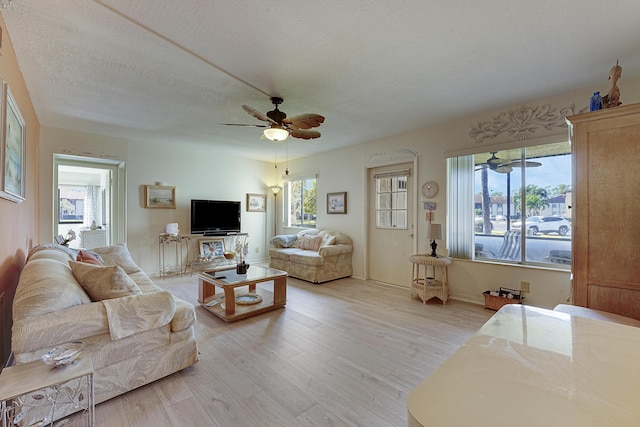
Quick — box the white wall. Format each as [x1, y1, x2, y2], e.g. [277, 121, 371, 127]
[39, 128, 273, 275]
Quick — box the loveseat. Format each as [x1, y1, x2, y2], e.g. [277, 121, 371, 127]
[268, 229, 353, 283]
[11, 244, 199, 424]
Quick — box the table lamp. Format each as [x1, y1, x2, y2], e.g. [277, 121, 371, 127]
[428, 223, 442, 257]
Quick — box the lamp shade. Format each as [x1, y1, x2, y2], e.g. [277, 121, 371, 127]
[263, 127, 289, 142]
[270, 185, 282, 196]
[428, 223, 443, 240]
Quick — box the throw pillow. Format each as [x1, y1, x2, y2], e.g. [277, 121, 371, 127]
[321, 235, 336, 247]
[69, 261, 142, 301]
[91, 244, 141, 273]
[270, 235, 298, 248]
[300, 235, 323, 251]
[77, 250, 104, 265]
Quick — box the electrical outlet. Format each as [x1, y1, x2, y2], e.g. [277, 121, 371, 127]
[255, 247, 259, 253]
[520, 281, 530, 293]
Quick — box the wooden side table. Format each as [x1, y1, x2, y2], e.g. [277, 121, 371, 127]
[409, 254, 452, 305]
[0, 351, 94, 427]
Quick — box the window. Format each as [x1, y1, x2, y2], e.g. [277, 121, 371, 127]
[375, 172, 408, 229]
[285, 176, 317, 228]
[448, 141, 572, 267]
[58, 185, 86, 223]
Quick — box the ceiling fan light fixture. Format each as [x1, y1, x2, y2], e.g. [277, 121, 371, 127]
[495, 165, 513, 173]
[263, 126, 289, 142]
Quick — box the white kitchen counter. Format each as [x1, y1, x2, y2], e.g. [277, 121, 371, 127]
[407, 304, 640, 426]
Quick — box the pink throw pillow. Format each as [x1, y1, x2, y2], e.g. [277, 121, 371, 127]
[300, 235, 323, 251]
[77, 250, 104, 266]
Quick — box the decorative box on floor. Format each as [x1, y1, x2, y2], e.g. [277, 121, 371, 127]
[483, 287, 523, 310]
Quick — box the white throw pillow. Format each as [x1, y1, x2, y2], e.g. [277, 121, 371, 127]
[321, 235, 336, 247]
[70, 261, 142, 301]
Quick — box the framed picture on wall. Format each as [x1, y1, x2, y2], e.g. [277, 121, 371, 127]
[327, 191, 347, 214]
[0, 83, 26, 203]
[199, 238, 225, 258]
[144, 184, 176, 208]
[246, 193, 266, 212]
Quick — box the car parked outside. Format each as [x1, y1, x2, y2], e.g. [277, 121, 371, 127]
[511, 216, 571, 235]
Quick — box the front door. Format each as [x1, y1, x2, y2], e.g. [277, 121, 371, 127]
[368, 163, 414, 287]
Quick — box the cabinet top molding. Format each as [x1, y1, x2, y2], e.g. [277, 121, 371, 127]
[565, 102, 640, 125]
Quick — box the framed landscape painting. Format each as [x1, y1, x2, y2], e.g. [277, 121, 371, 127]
[327, 191, 347, 214]
[0, 84, 26, 203]
[144, 184, 176, 208]
[246, 193, 266, 212]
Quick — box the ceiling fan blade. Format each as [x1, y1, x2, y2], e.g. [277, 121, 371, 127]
[509, 161, 542, 168]
[241, 105, 277, 125]
[283, 113, 325, 130]
[290, 129, 321, 140]
[220, 123, 267, 128]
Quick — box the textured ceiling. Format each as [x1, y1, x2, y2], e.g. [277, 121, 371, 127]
[2, 0, 640, 162]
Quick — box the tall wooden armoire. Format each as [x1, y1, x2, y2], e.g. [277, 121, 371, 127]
[566, 103, 640, 320]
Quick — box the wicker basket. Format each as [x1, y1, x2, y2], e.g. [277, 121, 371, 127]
[483, 292, 522, 311]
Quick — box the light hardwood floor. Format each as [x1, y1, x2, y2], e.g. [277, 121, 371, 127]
[67, 274, 493, 427]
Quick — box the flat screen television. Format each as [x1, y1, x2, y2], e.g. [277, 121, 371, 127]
[190, 199, 241, 235]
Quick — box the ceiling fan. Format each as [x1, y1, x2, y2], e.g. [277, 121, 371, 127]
[223, 97, 325, 142]
[476, 152, 542, 173]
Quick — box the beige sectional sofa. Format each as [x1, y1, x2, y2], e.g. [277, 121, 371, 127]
[269, 229, 353, 283]
[11, 244, 199, 424]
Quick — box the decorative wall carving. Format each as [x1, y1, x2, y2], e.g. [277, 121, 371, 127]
[469, 103, 588, 143]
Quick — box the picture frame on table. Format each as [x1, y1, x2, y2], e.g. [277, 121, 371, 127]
[246, 193, 266, 212]
[199, 238, 225, 258]
[0, 83, 26, 203]
[327, 191, 347, 214]
[144, 184, 176, 208]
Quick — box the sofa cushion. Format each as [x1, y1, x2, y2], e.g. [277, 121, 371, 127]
[289, 251, 325, 267]
[269, 247, 302, 261]
[13, 259, 92, 319]
[270, 234, 298, 248]
[92, 244, 142, 274]
[27, 243, 77, 262]
[300, 235, 323, 251]
[70, 261, 142, 301]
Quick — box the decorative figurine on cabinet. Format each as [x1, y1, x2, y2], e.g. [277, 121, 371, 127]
[603, 60, 622, 108]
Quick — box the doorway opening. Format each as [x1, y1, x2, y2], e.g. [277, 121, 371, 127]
[53, 155, 126, 249]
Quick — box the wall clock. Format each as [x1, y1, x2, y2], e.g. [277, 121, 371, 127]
[421, 181, 439, 199]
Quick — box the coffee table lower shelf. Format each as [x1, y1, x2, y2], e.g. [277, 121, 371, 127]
[201, 288, 284, 322]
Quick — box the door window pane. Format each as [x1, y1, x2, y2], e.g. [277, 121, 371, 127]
[376, 176, 408, 229]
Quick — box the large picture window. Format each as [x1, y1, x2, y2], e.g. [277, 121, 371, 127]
[285, 176, 317, 228]
[448, 141, 572, 267]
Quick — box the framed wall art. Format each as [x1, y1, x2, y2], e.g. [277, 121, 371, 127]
[199, 238, 225, 258]
[246, 193, 266, 212]
[144, 184, 176, 208]
[0, 83, 26, 203]
[327, 191, 347, 214]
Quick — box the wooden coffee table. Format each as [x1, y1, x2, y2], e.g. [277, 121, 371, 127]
[197, 265, 287, 322]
